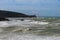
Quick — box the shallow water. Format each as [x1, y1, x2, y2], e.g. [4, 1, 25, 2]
[0, 19, 60, 40]
[0, 32, 60, 40]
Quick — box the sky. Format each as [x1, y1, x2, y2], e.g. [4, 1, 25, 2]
[0, 0, 60, 16]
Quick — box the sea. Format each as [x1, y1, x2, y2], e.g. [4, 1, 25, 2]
[0, 18, 60, 40]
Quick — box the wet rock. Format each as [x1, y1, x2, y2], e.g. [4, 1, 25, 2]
[0, 17, 9, 21]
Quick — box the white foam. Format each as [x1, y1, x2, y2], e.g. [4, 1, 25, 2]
[0, 20, 49, 27]
[0, 21, 10, 27]
[30, 21, 49, 25]
[0, 33, 60, 40]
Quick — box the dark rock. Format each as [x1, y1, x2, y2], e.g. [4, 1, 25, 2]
[0, 10, 36, 18]
[20, 19, 24, 21]
[0, 17, 9, 21]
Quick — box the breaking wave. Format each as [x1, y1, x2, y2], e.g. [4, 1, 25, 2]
[0, 19, 59, 40]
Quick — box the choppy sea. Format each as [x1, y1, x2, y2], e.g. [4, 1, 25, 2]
[0, 18, 60, 40]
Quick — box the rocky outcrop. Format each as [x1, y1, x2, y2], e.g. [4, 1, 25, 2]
[0, 10, 36, 21]
[0, 17, 9, 21]
[0, 10, 36, 18]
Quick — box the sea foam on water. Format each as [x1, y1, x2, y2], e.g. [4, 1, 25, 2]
[0, 20, 49, 27]
[0, 20, 59, 40]
[0, 33, 60, 40]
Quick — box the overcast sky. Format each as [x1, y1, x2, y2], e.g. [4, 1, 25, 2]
[0, 0, 60, 16]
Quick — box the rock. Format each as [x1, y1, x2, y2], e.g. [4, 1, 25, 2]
[0, 17, 9, 21]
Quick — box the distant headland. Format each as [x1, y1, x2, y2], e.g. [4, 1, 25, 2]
[0, 10, 36, 21]
[0, 10, 36, 18]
